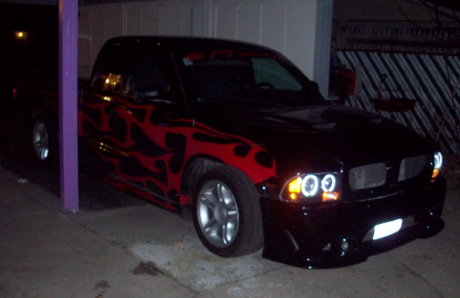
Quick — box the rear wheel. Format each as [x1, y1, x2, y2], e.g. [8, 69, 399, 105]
[192, 165, 263, 257]
[31, 116, 55, 163]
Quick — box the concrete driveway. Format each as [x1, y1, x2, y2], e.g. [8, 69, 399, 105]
[75, 186, 460, 297]
[1, 165, 459, 297]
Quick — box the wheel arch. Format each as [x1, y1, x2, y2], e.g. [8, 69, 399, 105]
[180, 153, 269, 203]
[181, 155, 221, 198]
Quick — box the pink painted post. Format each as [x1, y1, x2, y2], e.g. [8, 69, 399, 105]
[59, 0, 79, 212]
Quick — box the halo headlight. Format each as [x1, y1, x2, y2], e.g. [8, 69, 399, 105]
[321, 174, 336, 192]
[432, 151, 443, 179]
[282, 172, 341, 203]
[302, 174, 319, 197]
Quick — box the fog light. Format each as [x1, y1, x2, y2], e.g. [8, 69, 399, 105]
[341, 240, 350, 252]
[373, 219, 402, 240]
[340, 239, 356, 253]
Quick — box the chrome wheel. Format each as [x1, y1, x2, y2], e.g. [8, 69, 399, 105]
[32, 119, 50, 161]
[192, 165, 263, 257]
[196, 180, 239, 248]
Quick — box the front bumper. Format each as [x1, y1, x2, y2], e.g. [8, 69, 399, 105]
[260, 177, 446, 269]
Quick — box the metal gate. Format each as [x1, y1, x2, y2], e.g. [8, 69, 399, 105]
[336, 51, 460, 154]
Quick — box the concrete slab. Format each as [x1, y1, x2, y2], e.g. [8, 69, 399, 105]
[2, 166, 460, 297]
[130, 235, 283, 292]
[66, 174, 460, 297]
[443, 189, 460, 215]
[0, 169, 194, 298]
[198, 253, 443, 298]
[71, 204, 193, 247]
[196, 182, 460, 298]
[386, 210, 460, 297]
[0, 171, 60, 216]
[72, 203, 283, 292]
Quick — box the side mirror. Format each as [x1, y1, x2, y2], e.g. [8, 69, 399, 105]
[133, 84, 175, 105]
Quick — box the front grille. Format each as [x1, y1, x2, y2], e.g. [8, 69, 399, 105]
[398, 155, 427, 182]
[348, 155, 429, 191]
[349, 162, 387, 190]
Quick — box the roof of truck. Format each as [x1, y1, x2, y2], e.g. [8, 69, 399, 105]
[103, 35, 277, 53]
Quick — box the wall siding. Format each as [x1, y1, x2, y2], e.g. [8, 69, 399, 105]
[78, 0, 333, 95]
[337, 50, 460, 154]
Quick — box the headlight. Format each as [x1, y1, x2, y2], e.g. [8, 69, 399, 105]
[432, 151, 443, 179]
[302, 174, 320, 197]
[321, 174, 336, 192]
[282, 172, 341, 203]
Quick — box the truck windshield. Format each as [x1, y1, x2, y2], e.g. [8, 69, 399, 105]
[175, 49, 323, 106]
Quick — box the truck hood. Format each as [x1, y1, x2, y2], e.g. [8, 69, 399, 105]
[194, 102, 437, 175]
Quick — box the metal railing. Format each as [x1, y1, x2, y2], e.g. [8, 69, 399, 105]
[334, 20, 460, 54]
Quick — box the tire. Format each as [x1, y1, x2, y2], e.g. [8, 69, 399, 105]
[31, 116, 56, 163]
[192, 165, 264, 257]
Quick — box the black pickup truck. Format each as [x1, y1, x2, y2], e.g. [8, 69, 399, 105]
[14, 36, 446, 268]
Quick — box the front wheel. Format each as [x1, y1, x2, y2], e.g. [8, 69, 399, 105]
[192, 166, 264, 257]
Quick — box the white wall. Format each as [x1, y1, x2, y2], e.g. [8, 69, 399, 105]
[78, 0, 333, 95]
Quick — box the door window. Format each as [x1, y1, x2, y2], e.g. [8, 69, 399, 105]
[91, 44, 132, 93]
[121, 47, 173, 101]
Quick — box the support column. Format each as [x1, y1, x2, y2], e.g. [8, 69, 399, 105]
[59, 0, 79, 212]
